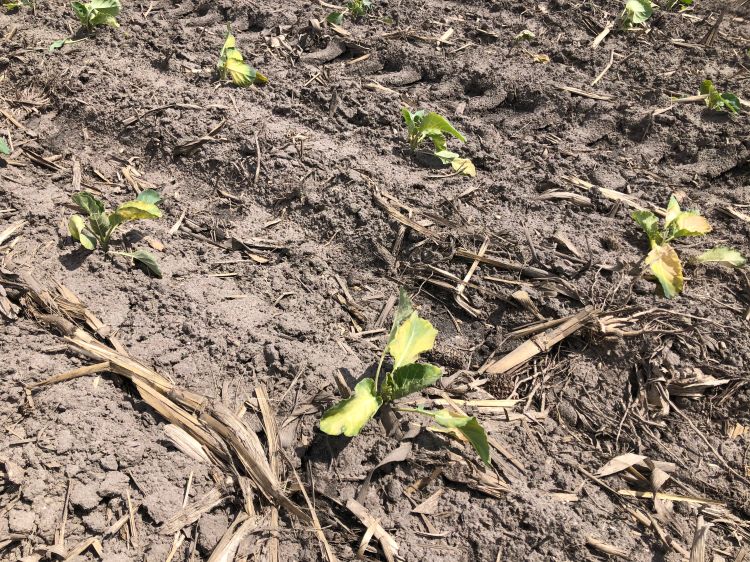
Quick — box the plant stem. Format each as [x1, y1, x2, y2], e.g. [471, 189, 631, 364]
[373, 346, 388, 389]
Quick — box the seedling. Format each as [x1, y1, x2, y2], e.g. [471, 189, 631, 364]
[699, 80, 740, 114]
[402, 109, 476, 177]
[665, 0, 691, 10]
[71, 0, 121, 29]
[619, 0, 653, 29]
[327, 0, 372, 25]
[0, 136, 9, 156]
[49, 37, 87, 51]
[320, 290, 490, 464]
[633, 196, 745, 298]
[2, 0, 34, 11]
[217, 29, 267, 87]
[68, 190, 163, 277]
[514, 29, 535, 42]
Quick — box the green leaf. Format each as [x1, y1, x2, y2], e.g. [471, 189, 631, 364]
[67, 215, 96, 250]
[419, 112, 466, 143]
[427, 132, 447, 153]
[387, 311, 438, 369]
[433, 409, 491, 465]
[88, 212, 110, 242]
[718, 93, 741, 114]
[645, 243, 683, 298]
[0, 137, 9, 155]
[381, 363, 442, 402]
[388, 288, 414, 343]
[112, 200, 162, 222]
[72, 191, 105, 216]
[225, 58, 257, 87]
[514, 29, 535, 42]
[135, 189, 161, 205]
[320, 378, 382, 437]
[71, 1, 89, 24]
[451, 158, 476, 177]
[326, 11, 344, 24]
[434, 149, 459, 164]
[118, 249, 162, 277]
[701, 80, 741, 114]
[693, 247, 746, 268]
[632, 210, 661, 245]
[401, 107, 416, 133]
[71, 0, 119, 27]
[699, 79, 715, 97]
[49, 39, 69, 51]
[623, 0, 652, 25]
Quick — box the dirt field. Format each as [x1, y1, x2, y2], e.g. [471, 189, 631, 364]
[1, 0, 750, 560]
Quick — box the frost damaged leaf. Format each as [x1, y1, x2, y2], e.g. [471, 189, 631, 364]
[218, 30, 267, 87]
[118, 249, 162, 278]
[388, 288, 415, 343]
[112, 201, 162, 222]
[68, 215, 96, 250]
[388, 312, 438, 369]
[433, 409, 491, 465]
[646, 244, 683, 298]
[320, 378, 382, 437]
[664, 195, 681, 228]
[451, 158, 476, 177]
[671, 212, 712, 238]
[693, 247, 746, 268]
[381, 363, 442, 402]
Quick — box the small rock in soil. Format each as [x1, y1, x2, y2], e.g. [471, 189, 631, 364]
[55, 429, 74, 454]
[198, 511, 230, 554]
[8, 508, 35, 533]
[83, 510, 108, 534]
[98, 471, 130, 498]
[69, 482, 100, 511]
[99, 455, 118, 471]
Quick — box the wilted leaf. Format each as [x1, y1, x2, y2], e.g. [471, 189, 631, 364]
[88, 212, 110, 242]
[693, 246, 746, 268]
[434, 149, 459, 164]
[645, 243, 683, 298]
[49, 39, 68, 51]
[596, 453, 647, 477]
[381, 363, 442, 402]
[68, 215, 96, 250]
[433, 409, 491, 465]
[112, 201, 162, 222]
[419, 112, 466, 143]
[320, 378, 382, 437]
[451, 158, 476, 177]
[0, 137, 9, 155]
[72, 191, 105, 216]
[388, 312, 438, 369]
[136, 189, 161, 205]
[388, 288, 414, 343]
[119, 249, 162, 278]
[671, 212, 711, 238]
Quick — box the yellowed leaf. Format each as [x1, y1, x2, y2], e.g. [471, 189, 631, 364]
[645, 244, 683, 298]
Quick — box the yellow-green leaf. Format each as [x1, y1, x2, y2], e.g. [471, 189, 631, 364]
[319, 379, 382, 437]
[433, 409, 491, 465]
[646, 243, 683, 298]
[225, 58, 255, 87]
[693, 247, 746, 268]
[387, 312, 437, 369]
[68, 215, 96, 250]
[451, 158, 476, 177]
[112, 201, 162, 222]
[672, 212, 711, 238]
[664, 195, 681, 227]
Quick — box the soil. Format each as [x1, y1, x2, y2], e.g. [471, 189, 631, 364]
[1, 0, 750, 560]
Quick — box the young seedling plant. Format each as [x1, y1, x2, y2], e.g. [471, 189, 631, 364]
[699, 80, 741, 114]
[0, 136, 10, 159]
[320, 289, 490, 464]
[71, 0, 121, 29]
[633, 196, 745, 298]
[327, 0, 372, 26]
[619, 0, 653, 29]
[401, 109, 476, 177]
[68, 190, 163, 277]
[217, 28, 267, 87]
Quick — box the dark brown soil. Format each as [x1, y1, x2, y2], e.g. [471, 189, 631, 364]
[1, 0, 750, 560]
